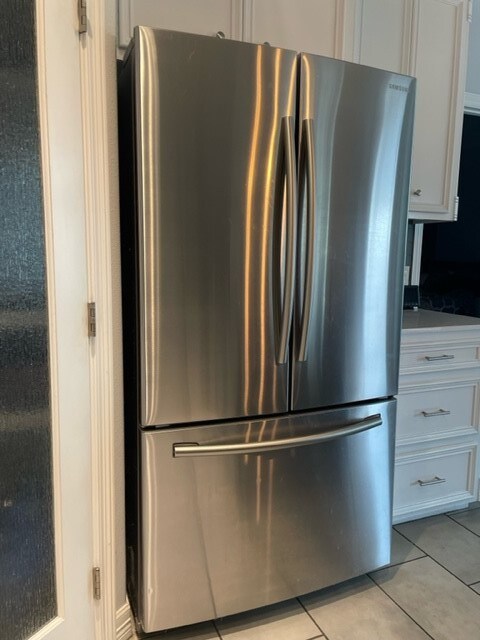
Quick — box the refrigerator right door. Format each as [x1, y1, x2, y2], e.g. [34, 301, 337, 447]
[292, 54, 415, 412]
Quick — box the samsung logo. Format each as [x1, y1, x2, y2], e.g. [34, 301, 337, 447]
[388, 83, 408, 92]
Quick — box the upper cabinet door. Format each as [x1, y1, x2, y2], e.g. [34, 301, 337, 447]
[355, 0, 470, 222]
[118, 0, 243, 49]
[354, 0, 414, 74]
[408, 0, 470, 221]
[244, 0, 358, 60]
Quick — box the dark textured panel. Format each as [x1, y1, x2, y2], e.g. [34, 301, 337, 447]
[0, 1, 56, 637]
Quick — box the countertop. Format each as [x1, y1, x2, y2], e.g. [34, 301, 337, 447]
[402, 309, 480, 332]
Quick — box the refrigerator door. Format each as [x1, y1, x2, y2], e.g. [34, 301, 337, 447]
[132, 28, 297, 426]
[292, 55, 415, 411]
[132, 399, 395, 632]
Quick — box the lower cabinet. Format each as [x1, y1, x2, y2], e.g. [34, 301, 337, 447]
[394, 312, 480, 523]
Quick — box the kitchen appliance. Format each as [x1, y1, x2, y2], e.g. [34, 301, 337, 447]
[118, 26, 415, 634]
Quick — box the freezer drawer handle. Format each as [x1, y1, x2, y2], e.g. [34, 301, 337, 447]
[172, 413, 382, 457]
[424, 354, 455, 361]
[297, 118, 316, 362]
[416, 476, 446, 487]
[277, 116, 297, 365]
[421, 409, 451, 418]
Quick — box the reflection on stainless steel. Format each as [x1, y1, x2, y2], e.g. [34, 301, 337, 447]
[139, 400, 395, 631]
[134, 27, 297, 426]
[292, 54, 415, 410]
[276, 115, 297, 364]
[297, 117, 316, 362]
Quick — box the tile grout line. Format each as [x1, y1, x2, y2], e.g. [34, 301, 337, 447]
[386, 553, 428, 570]
[405, 538, 480, 588]
[297, 597, 330, 640]
[395, 520, 480, 585]
[393, 526, 426, 548]
[445, 512, 480, 540]
[212, 619, 222, 639]
[367, 570, 436, 640]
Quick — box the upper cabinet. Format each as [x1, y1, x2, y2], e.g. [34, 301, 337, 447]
[117, 0, 243, 48]
[243, 0, 357, 59]
[118, 0, 471, 222]
[354, 0, 471, 221]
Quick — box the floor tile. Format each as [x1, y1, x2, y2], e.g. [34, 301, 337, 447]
[395, 514, 480, 584]
[216, 599, 321, 640]
[371, 556, 480, 640]
[300, 574, 429, 640]
[136, 621, 219, 640]
[448, 507, 480, 537]
[389, 530, 426, 567]
[471, 582, 480, 595]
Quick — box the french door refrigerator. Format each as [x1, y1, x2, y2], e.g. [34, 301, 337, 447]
[118, 26, 415, 634]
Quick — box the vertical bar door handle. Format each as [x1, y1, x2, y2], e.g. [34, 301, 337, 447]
[297, 118, 315, 362]
[277, 116, 297, 365]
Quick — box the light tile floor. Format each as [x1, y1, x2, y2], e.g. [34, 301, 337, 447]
[137, 502, 480, 640]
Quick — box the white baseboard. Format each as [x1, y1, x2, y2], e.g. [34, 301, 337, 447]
[116, 601, 134, 640]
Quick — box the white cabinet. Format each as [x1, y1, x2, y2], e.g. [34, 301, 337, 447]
[118, 0, 243, 48]
[355, 0, 471, 221]
[243, 0, 357, 59]
[395, 310, 480, 523]
[119, 0, 358, 59]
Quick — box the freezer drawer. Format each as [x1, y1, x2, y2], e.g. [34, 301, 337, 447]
[132, 399, 396, 633]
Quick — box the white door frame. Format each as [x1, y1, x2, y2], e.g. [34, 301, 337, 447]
[77, 0, 132, 639]
[37, 0, 131, 638]
[34, 0, 96, 638]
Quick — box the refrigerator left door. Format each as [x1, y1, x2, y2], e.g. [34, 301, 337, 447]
[124, 27, 297, 427]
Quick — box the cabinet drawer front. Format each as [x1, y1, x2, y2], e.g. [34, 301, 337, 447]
[400, 346, 479, 371]
[394, 446, 476, 512]
[397, 384, 476, 442]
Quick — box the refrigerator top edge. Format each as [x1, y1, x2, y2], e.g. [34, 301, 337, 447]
[122, 25, 415, 85]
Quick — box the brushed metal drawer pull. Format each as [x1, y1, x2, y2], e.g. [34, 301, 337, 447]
[421, 409, 451, 418]
[173, 414, 382, 457]
[424, 354, 455, 361]
[417, 476, 446, 487]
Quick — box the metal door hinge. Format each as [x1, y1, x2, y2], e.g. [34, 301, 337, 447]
[468, 0, 473, 23]
[78, 0, 87, 34]
[93, 567, 101, 599]
[88, 302, 96, 337]
[453, 196, 459, 221]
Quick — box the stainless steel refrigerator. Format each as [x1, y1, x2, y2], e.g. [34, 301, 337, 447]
[118, 26, 415, 634]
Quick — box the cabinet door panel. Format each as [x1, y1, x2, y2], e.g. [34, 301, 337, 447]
[118, 0, 242, 48]
[356, 0, 469, 222]
[246, 0, 355, 59]
[409, 0, 467, 220]
[356, 0, 413, 73]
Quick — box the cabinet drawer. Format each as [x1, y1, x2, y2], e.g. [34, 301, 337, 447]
[397, 384, 477, 443]
[400, 345, 479, 371]
[394, 445, 477, 514]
